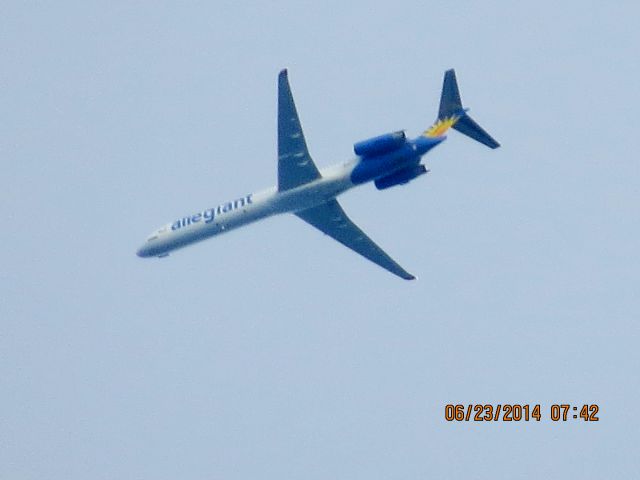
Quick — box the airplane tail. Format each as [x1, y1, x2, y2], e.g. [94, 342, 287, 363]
[424, 69, 500, 149]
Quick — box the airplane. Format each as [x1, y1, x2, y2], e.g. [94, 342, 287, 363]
[136, 68, 499, 280]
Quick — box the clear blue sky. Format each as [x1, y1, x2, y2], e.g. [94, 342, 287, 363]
[2, 1, 638, 478]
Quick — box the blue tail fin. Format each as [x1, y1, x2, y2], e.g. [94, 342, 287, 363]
[437, 69, 500, 149]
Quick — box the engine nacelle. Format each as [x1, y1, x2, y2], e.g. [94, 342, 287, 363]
[375, 164, 428, 190]
[354, 131, 406, 158]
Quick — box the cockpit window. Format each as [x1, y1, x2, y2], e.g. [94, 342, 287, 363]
[146, 224, 170, 242]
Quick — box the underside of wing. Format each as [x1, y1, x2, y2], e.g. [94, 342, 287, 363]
[295, 200, 416, 280]
[277, 69, 321, 191]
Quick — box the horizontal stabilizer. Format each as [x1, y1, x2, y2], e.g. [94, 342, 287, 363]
[453, 113, 500, 149]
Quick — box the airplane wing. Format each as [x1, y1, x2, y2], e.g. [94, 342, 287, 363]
[295, 200, 416, 280]
[277, 69, 321, 191]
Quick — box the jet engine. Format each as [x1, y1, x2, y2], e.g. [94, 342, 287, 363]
[374, 164, 428, 190]
[353, 131, 406, 157]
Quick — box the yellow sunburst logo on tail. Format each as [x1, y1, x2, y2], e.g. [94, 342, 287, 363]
[424, 115, 460, 137]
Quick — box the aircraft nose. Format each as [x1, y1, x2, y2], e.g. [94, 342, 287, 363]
[136, 244, 150, 258]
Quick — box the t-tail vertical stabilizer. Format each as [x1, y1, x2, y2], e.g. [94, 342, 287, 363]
[425, 69, 500, 149]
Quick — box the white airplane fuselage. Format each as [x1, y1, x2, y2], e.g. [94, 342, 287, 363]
[136, 158, 359, 258]
[137, 68, 499, 279]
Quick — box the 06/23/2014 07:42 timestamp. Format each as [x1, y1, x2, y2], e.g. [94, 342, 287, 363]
[444, 404, 600, 422]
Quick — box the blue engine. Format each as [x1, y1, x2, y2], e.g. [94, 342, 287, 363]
[354, 131, 406, 157]
[374, 164, 428, 190]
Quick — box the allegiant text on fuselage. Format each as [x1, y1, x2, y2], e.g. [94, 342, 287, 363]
[171, 194, 253, 230]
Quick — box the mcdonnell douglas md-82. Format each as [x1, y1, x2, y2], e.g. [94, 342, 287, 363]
[137, 69, 499, 280]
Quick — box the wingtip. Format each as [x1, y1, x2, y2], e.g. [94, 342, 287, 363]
[279, 68, 288, 78]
